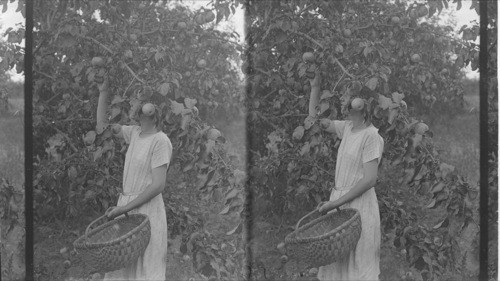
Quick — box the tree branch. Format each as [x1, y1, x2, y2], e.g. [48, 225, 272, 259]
[294, 31, 324, 49]
[33, 36, 49, 56]
[34, 70, 56, 80]
[80, 36, 115, 55]
[122, 76, 136, 98]
[261, 89, 278, 101]
[313, 163, 335, 178]
[332, 72, 346, 92]
[141, 28, 160, 36]
[121, 61, 145, 84]
[255, 67, 271, 76]
[331, 57, 355, 79]
[268, 113, 309, 119]
[354, 23, 374, 31]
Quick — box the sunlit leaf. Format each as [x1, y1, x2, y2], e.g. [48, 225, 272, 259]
[391, 92, 405, 104]
[304, 116, 316, 130]
[439, 162, 455, 178]
[170, 100, 184, 115]
[226, 223, 241, 235]
[159, 83, 170, 96]
[378, 94, 392, 110]
[431, 181, 446, 194]
[184, 97, 197, 109]
[320, 90, 334, 100]
[292, 126, 305, 140]
[433, 217, 449, 229]
[365, 77, 378, 91]
[299, 142, 310, 156]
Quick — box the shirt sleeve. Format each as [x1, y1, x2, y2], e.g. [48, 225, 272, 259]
[362, 132, 384, 164]
[121, 125, 136, 144]
[151, 135, 173, 169]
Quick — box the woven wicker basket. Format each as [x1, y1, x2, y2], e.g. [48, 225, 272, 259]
[284, 208, 362, 267]
[73, 213, 151, 273]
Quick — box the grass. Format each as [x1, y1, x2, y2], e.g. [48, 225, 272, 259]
[0, 98, 24, 187]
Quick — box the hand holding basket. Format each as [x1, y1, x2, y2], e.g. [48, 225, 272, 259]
[73, 209, 151, 273]
[282, 207, 362, 268]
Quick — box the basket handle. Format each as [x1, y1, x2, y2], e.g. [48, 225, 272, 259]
[84, 214, 108, 242]
[84, 208, 129, 241]
[295, 207, 341, 230]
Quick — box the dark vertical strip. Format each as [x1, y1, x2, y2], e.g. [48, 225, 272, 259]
[24, 0, 34, 280]
[479, 0, 489, 280]
[244, 1, 252, 280]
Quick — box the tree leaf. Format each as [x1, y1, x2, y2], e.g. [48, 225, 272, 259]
[391, 92, 405, 104]
[111, 95, 125, 105]
[411, 134, 423, 148]
[226, 223, 241, 235]
[388, 108, 398, 124]
[93, 146, 103, 161]
[292, 125, 305, 140]
[363, 46, 373, 57]
[365, 77, 378, 91]
[180, 114, 192, 130]
[439, 162, 455, 178]
[431, 181, 446, 194]
[110, 107, 121, 120]
[170, 100, 184, 115]
[319, 101, 329, 114]
[224, 188, 239, 203]
[296, 185, 308, 194]
[303, 116, 316, 130]
[219, 205, 230, 215]
[320, 90, 334, 100]
[299, 142, 310, 156]
[184, 97, 197, 109]
[433, 217, 449, 229]
[155, 51, 164, 62]
[426, 198, 436, 209]
[67, 166, 78, 179]
[378, 94, 392, 110]
[159, 83, 170, 96]
[84, 130, 96, 145]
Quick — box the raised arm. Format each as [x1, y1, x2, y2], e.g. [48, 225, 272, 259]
[307, 67, 321, 118]
[307, 68, 343, 136]
[96, 77, 123, 139]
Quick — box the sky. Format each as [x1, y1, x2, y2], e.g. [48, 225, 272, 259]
[0, 0, 24, 82]
[0, 0, 484, 82]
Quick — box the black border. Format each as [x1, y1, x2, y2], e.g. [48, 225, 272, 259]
[24, 0, 33, 280]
